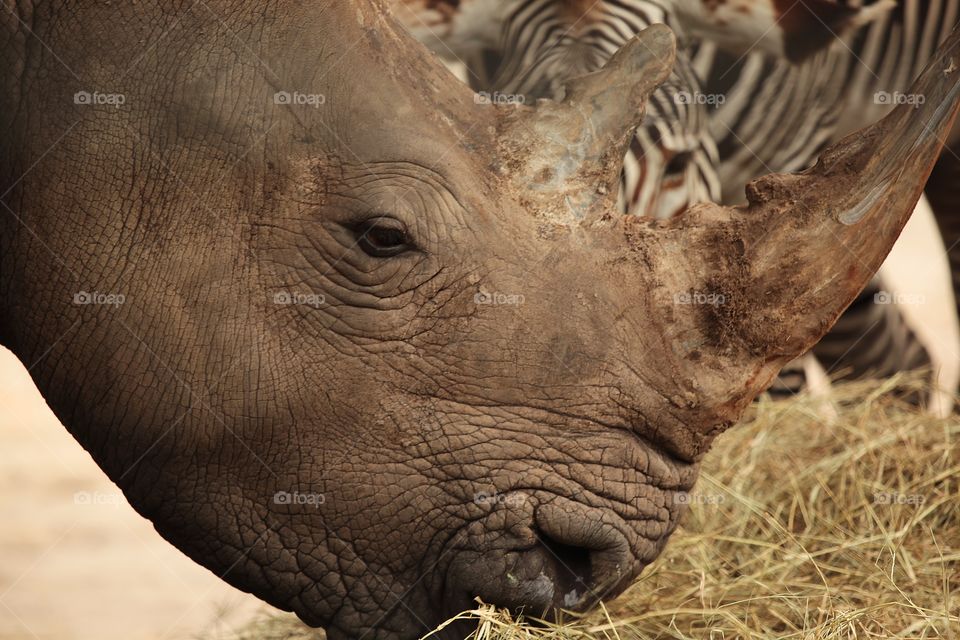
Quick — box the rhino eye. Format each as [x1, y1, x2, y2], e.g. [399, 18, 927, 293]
[351, 216, 415, 258]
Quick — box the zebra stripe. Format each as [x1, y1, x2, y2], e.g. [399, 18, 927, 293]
[472, 0, 721, 219]
[701, 0, 960, 203]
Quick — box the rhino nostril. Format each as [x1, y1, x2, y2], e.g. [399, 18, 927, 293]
[534, 529, 593, 607]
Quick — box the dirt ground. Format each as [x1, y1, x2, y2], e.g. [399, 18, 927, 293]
[0, 200, 956, 640]
[0, 359, 267, 640]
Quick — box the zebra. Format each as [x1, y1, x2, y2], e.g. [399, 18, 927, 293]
[392, 0, 900, 219]
[391, 0, 952, 397]
[393, 0, 722, 220]
[696, 0, 960, 203]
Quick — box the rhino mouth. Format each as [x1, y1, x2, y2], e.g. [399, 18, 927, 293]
[440, 493, 656, 626]
[532, 529, 597, 610]
[493, 521, 635, 616]
[529, 501, 640, 613]
[427, 417, 696, 633]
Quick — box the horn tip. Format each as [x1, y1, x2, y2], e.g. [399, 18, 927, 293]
[616, 24, 676, 85]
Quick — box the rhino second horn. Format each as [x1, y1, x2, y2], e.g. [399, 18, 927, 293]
[499, 24, 677, 224]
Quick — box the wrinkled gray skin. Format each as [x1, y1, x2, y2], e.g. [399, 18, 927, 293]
[0, 5, 696, 638]
[1, 2, 957, 639]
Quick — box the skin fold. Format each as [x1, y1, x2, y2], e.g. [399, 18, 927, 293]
[0, 2, 957, 639]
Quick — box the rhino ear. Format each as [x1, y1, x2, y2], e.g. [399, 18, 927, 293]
[638, 22, 960, 427]
[498, 25, 676, 223]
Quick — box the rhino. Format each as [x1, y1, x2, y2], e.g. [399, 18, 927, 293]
[0, 2, 958, 639]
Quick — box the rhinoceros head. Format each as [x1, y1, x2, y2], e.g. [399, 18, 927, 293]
[1, 2, 958, 639]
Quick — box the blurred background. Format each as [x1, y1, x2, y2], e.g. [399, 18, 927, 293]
[0, 199, 957, 640]
[0, 367, 267, 640]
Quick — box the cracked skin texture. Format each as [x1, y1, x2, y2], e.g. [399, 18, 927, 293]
[1, 2, 956, 639]
[0, 4, 703, 638]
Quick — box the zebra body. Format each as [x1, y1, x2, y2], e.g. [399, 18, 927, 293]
[700, 0, 960, 203]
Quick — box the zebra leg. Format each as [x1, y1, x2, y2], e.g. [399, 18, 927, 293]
[768, 353, 819, 397]
[925, 147, 960, 395]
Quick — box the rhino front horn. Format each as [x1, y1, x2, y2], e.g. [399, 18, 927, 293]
[636, 22, 960, 430]
[499, 24, 676, 222]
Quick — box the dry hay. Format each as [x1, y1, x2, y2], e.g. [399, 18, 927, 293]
[224, 375, 960, 639]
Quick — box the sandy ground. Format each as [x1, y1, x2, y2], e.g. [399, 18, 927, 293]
[0, 200, 957, 640]
[0, 355, 268, 640]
